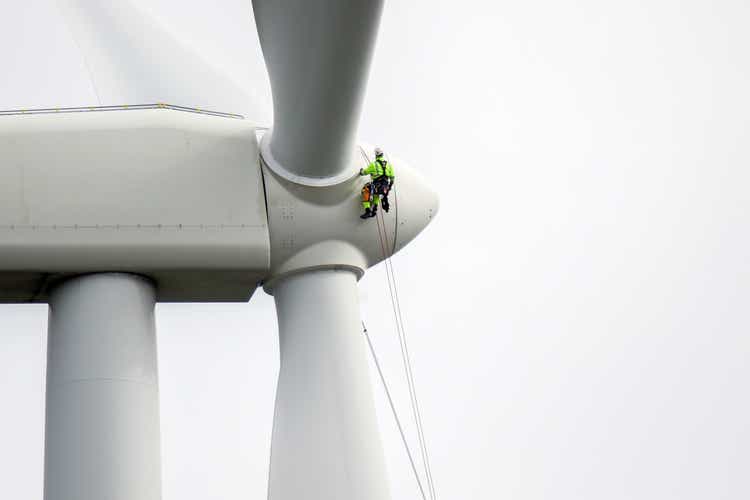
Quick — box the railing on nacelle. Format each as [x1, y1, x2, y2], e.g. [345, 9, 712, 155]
[0, 103, 244, 119]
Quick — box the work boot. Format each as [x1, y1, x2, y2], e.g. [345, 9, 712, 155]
[371, 205, 378, 217]
[360, 207, 372, 219]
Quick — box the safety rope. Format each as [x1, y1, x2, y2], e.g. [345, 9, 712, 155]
[375, 211, 438, 500]
[377, 210, 438, 500]
[362, 321, 428, 500]
[359, 147, 438, 500]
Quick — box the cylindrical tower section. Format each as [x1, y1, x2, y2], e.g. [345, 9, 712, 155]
[269, 269, 390, 500]
[44, 273, 161, 500]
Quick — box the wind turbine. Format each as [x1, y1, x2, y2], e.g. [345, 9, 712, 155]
[0, 1, 438, 499]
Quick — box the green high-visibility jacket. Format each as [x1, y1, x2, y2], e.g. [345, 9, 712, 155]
[360, 158, 395, 181]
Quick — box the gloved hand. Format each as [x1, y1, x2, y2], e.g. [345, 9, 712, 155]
[359, 168, 365, 176]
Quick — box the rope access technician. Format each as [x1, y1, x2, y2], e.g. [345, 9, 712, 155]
[359, 147, 395, 219]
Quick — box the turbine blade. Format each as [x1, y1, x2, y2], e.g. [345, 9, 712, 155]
[253, 0, 385, 184]
[58, 0, 265, 118]
[268, 270, 390, 499]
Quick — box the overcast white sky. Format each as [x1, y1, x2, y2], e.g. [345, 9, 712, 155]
[2, 1, 750, 499]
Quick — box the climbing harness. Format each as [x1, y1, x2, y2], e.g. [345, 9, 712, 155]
[359, 147, 438, 500]
[359, 152, 394, 216]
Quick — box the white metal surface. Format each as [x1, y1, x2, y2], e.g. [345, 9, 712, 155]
[0, 2, 441, 498]
[0, 107, 270, 302]
[269, 269, 391, 500]
[262, 152, 439, 290]
[253, 0, 385, 185]
[389, 162, 440, 254]
[44, 273, 161, 500]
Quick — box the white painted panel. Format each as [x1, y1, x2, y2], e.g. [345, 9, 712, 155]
[0, 108, 270, 301]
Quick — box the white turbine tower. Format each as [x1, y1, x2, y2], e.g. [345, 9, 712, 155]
[1, 1, 438, 500]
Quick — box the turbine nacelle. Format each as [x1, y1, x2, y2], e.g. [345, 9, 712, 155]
[0, 107, 437, 302]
